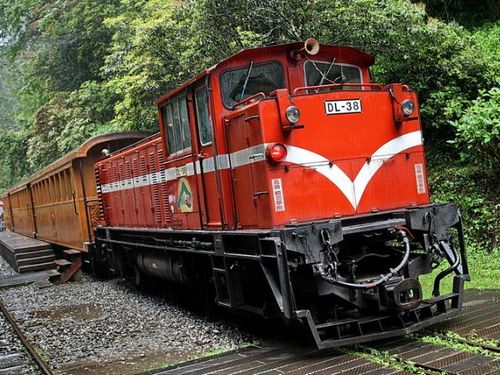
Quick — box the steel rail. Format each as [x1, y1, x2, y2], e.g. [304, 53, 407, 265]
[0, 297, 53, 375]
[363, 338, 496, 375]
[431, 332, 500, 354]
[358, 341, 449, 375]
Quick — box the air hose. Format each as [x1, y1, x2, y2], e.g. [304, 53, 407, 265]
[327, 230, 411, 290]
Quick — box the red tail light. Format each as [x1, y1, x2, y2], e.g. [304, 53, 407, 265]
[267, 143, 287, 163]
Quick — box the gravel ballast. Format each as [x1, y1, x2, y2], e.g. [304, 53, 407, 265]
[0, 256, 253, 374]
[0, 307, 41, 375]
[0, 253, 16, 276]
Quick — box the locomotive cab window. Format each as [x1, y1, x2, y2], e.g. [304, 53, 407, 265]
[220, 61, 285, 108]
[305, 61, 362, 86]
[162, 95, 191, 155]
[195, 86, 213, 146]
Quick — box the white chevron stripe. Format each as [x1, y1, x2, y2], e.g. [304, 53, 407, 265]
[353, 131, 422, 207]
[284, 131, 422, 209]
[284, 145, 356, 207]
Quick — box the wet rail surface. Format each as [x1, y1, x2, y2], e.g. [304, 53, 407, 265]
[438, 290, 500, 340]
[156, 344, 408, 375]
[0, 297, 52, 375]
[374, 338, 499, 375]
[159, 289, 500, 375]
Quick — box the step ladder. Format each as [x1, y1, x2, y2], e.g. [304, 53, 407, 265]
[51, 249, 83, 285]
[0, 231, 56, 273]
[210, 256, 243, 309]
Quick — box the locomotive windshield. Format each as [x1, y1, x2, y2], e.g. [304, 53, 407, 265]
[220, 61, 284, 108]
[305, 61, 362, 86]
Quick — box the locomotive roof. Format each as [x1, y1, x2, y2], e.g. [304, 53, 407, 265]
[155, 42, 375, 107]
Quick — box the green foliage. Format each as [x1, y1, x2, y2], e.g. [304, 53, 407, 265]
[0, 0, 43, 45]
[9, 0, 124, 92]
[58, 81, 121, 153]
[102, 0, 187, 131]
[0, 53, 20, 130]
[419, 248, 500, 299]
[349, 345, 423, 373]
[472, 23, 500, 78]
[416, 332, 500, 359]
[451, 86, 500, 178]
[0, 131, 29, 191]
[24, 82, 122, 169]
[420, 0, 499, 28]
[428, 161, 499, 252]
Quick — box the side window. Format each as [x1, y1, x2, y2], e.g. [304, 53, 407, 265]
[162, 95, 192, 155]
[195, 86, 212, 146]
[164, 105, 175, 154]
[179, 99, 191, 149]
[172, 100, 182, 149]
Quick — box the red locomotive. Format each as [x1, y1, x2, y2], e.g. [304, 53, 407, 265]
[94, 39, 469, 348]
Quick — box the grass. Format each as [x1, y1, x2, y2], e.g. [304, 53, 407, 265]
[197, 339, 262, 359]
[413, 332, 500, 360]
[346, 345, 424, 374]
[439, 331, 499, 351]
[419, 249, 500, 299]
[146, 339, 262, 373]
[461, 331, 499, 348]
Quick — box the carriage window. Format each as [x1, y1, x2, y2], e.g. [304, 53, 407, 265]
[172, 100, 182, 149]
[179, 99, 191, 149]
[305, 61, 362, 86]
[164, 105, 175, 154]
[162, 95, 191, 154]
[195, 86, 212, 146]
[220, 61, 284, 108]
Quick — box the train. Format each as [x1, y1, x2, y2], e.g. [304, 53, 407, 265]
[2, 39, 469, 348]
[0, 132, 150, 252]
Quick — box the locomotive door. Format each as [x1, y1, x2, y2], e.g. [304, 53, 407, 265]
[225, 112, 270, 229]
[193, 84, 223, 228]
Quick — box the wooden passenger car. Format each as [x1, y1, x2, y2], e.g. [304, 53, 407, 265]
[1, 184, 34, 236]
[1, 132, 150, 252]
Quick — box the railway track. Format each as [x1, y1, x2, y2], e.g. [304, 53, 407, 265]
[0, 276, 498, 375]
[371, 337, 499, 375]
[0, 297, 52, 375]
[159, 289, 500, 375]
[157, 337, 499, 375]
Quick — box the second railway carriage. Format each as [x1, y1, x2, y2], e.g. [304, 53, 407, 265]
[94, 40, 469, 348]
[1, 132, 150, 252]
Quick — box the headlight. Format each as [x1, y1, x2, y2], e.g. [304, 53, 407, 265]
[285, 106, 301, 123]
[401, 99, 415, 116]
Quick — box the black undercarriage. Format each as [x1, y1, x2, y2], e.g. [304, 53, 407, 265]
[93, 203, 469, 348]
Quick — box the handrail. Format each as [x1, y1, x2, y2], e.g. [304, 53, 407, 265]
[72, 190, 78, 215]
[293, 83, 384, 95]
[232, 92, 266, 109]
